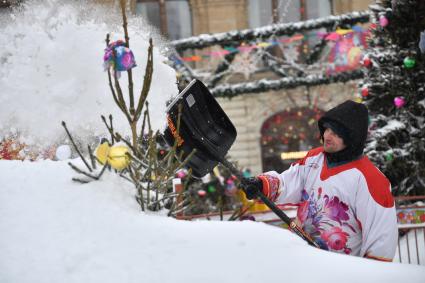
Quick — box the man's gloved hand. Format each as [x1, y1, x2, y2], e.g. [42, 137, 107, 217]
[240, 177, 263, 200]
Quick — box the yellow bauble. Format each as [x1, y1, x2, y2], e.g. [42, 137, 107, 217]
[354, 97, 363, 103]
[108, 145, 130, 170]
[95, 142, 130, 171]
[95, 142, 111, 165]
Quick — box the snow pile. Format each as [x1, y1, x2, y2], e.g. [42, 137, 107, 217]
[0, 159, 424, 283]
[0, 0, 177, 145]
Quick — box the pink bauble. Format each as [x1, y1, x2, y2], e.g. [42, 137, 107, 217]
[176, 170, 187, 178]
[379, 16, 389, 27]
[394, 97, 406, 108]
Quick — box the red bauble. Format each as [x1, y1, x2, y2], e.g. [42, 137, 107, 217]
[363, 57, 372, 68]
[361, 87, 369, 97]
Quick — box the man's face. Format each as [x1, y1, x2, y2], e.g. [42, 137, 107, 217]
[323, 128, 346, 153]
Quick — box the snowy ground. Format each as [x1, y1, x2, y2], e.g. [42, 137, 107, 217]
[1, 1, 425, 281]
[1, 159, 424, 283]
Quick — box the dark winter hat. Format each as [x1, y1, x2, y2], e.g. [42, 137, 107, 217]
[318, 100, 369, 160]
[321, 121, 350, 144]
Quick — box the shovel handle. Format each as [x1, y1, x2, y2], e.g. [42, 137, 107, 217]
[220, 158, 319, 248]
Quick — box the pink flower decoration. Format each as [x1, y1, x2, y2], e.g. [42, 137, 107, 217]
[297, 201, 309, 224]
[321, 227, 349, 251]
[323, 196, 349, 224]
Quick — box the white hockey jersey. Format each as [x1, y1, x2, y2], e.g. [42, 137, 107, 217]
[258, 147, 398, 261]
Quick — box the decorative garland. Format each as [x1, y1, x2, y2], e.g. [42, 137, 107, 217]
[171, 11, 370, 51]
[175, 26, 366, 62]
[210, 70, 364, 98]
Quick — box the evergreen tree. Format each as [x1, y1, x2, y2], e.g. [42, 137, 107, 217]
[362, 0, 425, 196]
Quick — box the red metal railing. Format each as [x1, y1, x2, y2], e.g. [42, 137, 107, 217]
[394, 196, 425, 265]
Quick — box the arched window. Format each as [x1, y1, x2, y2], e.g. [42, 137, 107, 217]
[135, 0, 192, 40]
[260, 107, 324, 172]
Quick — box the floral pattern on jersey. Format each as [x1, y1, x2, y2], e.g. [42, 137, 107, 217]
[296, 188, 355, 254]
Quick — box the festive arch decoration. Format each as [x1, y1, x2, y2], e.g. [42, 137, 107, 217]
[260, 107, 324, 173]
[169, 11, 371, 98]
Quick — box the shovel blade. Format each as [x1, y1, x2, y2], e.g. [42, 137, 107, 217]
[163, 79, 237, 177]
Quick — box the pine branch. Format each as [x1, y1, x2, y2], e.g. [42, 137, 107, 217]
[61, 121, 92, 172]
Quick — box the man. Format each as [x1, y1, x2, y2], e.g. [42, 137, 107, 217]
[241, 100, 398, 261]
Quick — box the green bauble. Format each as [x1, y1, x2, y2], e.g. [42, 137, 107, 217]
[385, 152, 394, 162]
[403, 57, 416, 69]
[207, 185, 216, 193]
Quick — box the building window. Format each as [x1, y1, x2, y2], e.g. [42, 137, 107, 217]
[136, 0, 192, 40]
[248, 0, 273, 28]
[248, 0, 332, 28]
[260, 107, 324, 173]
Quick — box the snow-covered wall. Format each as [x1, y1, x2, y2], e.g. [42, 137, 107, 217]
[0, 0, 177, 145]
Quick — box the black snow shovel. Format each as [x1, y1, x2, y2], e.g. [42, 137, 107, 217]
[163, 79, 319, 248]
[163, 79, 237, 178]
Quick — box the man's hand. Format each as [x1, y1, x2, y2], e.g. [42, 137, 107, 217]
[240, 177, 263, 200]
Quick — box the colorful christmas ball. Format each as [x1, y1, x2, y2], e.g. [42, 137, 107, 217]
[362, 57, 372, 68]
[176, 169, 187, 179]
[207, 185, 216, 193]
[95, 142, 130, 171]
[108, 145, 130, 170]
[103, 40, 136, 72]
[198, 190, 207, 197]
[361, 86, 369, 97]
[95, 142, 110, 165]
[379, 15, 389, 27]
[403, 57, 416, 69]
[354, 97, 363, 103]
[385, 152, 394, 162]
[394, 96, 406, 108]
[55, 144, 71, 160]
[115, 46, 136, 71]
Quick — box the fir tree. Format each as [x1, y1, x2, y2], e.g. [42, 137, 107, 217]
[362, 0, 425, 196]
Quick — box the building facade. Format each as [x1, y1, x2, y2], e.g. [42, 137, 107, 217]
[102, 0, 373, 174]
